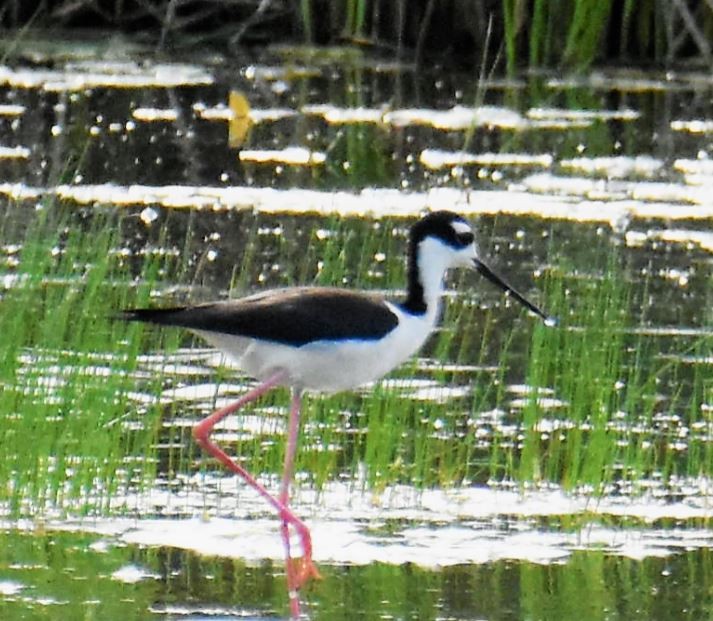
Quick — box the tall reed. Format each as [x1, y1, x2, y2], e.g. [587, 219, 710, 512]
[0, 208, 171, 516]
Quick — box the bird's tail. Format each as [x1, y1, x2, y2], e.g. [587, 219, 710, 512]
[115, 307, 188, 325]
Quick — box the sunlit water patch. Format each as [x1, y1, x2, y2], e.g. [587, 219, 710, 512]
[4, 478, 713, 568]
[3, 523, 710, 620]
[131, 107, 180, 122]
[0, 104, 25, 117]
[526, 106, 640, 122]
[2, 184, 713, 230]
[0, 146, 29, 159]
[560, 156, 664, 178]
[239, 147, 326, 165]
[671, 119, 713, 134]
[0, 61, 213, 90]
[194, 102, 297, 123]
[420, 149, 554, 170]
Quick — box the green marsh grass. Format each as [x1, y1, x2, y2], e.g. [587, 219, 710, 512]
[517, 253, 630, 488]
[344, 0, 368, 40]
[0, 208, 175, 516]
[509, 246, 713, 496]
[3, 1, 710, 68]
[293, 0, 688, 69]
[299, 0, 314, 43]
[3, 209, 712, 518]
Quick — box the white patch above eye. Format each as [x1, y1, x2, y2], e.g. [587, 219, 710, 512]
[451, 220, 472, 235]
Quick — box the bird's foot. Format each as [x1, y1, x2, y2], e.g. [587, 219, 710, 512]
[287, 555, 322, 590]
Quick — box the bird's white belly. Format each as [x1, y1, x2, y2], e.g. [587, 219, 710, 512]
[194, 309, 433, 393]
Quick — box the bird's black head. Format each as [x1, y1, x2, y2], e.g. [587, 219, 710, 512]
[409, 210, 475, 251]
[405, 210, 553, 324]
[401, 211, 478, 315]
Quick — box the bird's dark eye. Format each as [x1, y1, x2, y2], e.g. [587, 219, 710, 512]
[455, 231, 474, 246]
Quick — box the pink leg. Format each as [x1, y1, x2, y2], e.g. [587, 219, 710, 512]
[279, 389, 303, 505]
[192, 372, 319, 617]
[279, 389, 311, 618]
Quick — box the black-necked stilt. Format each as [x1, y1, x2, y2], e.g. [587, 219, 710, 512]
[121, 210, 551, 617]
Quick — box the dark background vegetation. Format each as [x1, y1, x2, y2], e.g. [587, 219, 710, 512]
[1, 0, 712, 70]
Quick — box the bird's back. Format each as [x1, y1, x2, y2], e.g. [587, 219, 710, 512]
[121, 286, 400, 346]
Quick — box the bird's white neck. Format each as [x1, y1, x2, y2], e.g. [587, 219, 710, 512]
[402, 236, 453, 320]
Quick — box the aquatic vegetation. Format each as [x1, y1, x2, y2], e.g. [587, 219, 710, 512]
[1, 204, 710, 525]
[0, 209, 169, 516]
[2, 1, 710, 68]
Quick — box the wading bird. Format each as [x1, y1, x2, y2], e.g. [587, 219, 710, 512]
[121, 210, 551, 618]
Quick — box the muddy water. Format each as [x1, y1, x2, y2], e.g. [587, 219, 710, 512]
[0, 39, 712, 619]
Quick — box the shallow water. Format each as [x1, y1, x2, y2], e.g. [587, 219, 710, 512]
[0, 37, 712, 619]
[2, 525, 712, 620]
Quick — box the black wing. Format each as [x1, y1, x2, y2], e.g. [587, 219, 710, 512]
[120, 287, 399, 347]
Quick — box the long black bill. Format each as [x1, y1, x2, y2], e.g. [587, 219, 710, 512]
[473, 258, 556, 326]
